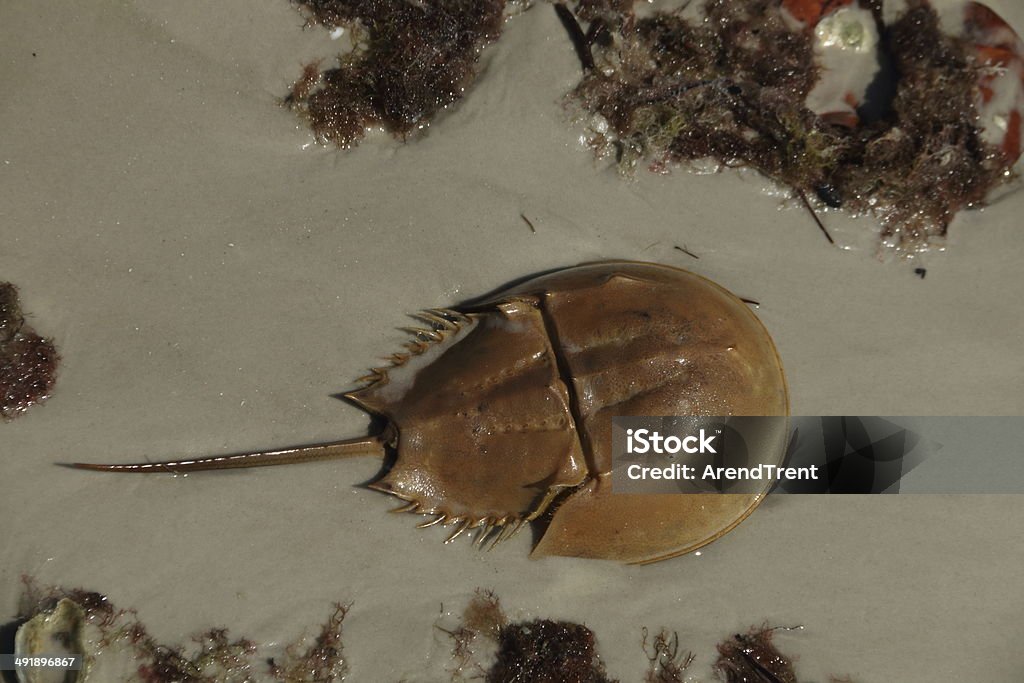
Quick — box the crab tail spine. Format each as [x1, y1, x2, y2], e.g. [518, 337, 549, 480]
[66, 435, 387, 473]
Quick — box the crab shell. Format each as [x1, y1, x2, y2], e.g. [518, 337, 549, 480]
[346, 262, 789, 564]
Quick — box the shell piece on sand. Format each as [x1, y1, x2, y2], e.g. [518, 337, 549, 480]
[14, 598, 90, 683]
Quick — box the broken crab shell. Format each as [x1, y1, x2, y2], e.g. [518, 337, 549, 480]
[73, 262, 789, 564]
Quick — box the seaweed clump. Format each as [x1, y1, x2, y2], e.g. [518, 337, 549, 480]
[834, 2, 1008, 247]
[444, 589, 617, 683]
[715, 626, 859, 683]
[17, 578, 257, 683]
[566, 0, 1016, 253]
[489, 619, 617, 683]
[642, 629, 693, 683]
[715, 627, 798, 683]
[442, 593, 858, 683]
[13, 577, 349, 683]
[286, 0, 512, 147]
[137, 629, 258, 683]
[267, 603, 349, 683]
[1, 282, 59, 420]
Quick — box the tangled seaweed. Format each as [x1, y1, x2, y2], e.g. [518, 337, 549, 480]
[0, 282, 59, 420]
[267, 604, 349, 683]
[443, 589, 617, 683]
[9, 580, 870, 682]
[285, 0, 512, 147]
[15, 577, 348, 683]
[566, 0, 1015, 253]
[642, 628, 694, 683]
[443, 592, 858, 683]
[279, 0, 1018, 253]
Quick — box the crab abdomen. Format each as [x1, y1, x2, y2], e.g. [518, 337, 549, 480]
[347, 300, 587, 535]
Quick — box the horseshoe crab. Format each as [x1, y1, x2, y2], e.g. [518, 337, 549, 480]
[73, 262, 789, 564]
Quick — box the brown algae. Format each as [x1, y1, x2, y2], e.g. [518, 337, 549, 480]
[279, 0, 1021, 253]
[443, 592, 857, 683]
[444, 590, 617, 683]
[0, 282, 59, 420]
[564, 0, 1018, 253]
[715, 627, 799, 683]
[285, 0, 514, 147]
[12, 578, 348, 683]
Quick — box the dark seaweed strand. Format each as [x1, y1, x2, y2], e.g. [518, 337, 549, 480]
[555, 3, 597, 72]
[797, 188, 834, 244]
[288, 0, 510, 147]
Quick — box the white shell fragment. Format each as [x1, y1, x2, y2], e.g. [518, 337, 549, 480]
[14, 598, 90, 683]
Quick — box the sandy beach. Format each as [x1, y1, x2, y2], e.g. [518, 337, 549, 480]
[2, 1, 1023, 680]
